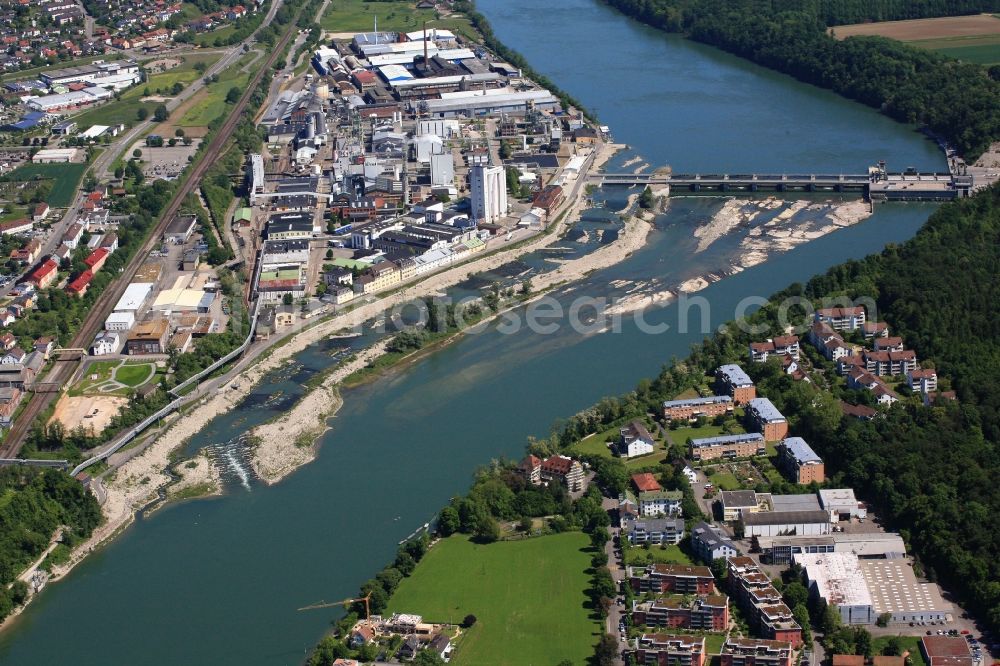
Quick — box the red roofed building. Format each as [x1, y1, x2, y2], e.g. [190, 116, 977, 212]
[518, 454, 542, 484]
[67, 270, 93, 297]
[531, 185, 564, 214]
[921, 636, 974, 666]
[632, 472, 662, 493]
[539, 455, 585, 492]
[352, 70, 377, 90]
[84, 247, 109, 272]
[27, 259, 58, 289]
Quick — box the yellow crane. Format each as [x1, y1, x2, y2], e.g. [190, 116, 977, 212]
[297, 593, 371, 619]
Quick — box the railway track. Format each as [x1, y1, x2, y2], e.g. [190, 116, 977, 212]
[0, 19, 300, 461]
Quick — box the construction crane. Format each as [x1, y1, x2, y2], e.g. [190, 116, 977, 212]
[297, 593, 371, 619]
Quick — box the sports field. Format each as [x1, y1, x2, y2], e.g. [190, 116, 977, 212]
[388, 533, 601, 665]
[832, 14, 1000, 64]
[1, 163, 87, 207]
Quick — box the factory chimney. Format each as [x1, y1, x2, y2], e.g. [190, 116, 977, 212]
[423, 21, 428, 66]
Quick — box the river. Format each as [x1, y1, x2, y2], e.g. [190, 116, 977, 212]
[0, 0, 945, 663]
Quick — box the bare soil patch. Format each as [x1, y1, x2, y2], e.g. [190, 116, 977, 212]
[51, 394, 128, 434]
[832, 14, 1000, 41]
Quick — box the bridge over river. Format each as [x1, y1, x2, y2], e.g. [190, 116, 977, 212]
[591, 168, 974, 201]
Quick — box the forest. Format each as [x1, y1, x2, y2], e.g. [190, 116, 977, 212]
[0, 467, 101, 622]
[600, 0, 1000, 159]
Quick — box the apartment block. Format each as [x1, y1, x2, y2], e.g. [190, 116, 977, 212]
[629, 563, 715, 595]
[715, 364, 757, 405]
[632, 594, 730, 632]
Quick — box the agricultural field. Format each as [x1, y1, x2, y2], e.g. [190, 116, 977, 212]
[321, 0, 438, 33]
[0, 162, 87, 207]
[831, 13, 1000, 64]
[388, 533, 601, 666]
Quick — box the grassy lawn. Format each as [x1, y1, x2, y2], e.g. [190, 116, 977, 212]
[705, 633, 726, 655]
[571, 425, 619, 458]
[0, 163, 87, 207]
[623, 543, 694, 567]
[673, 387, 701, 400]
[177, 52, 255, 127]
[872, 636, 928, 666]
[72, 98, 158, 129]
[72, 361, 158, 395]
[123, 53, 221, 101]
[321, 0, 436, 32]
[707, 470, 742, 490]
[114, 363, 156, 387]
[195, 24, 237, 47]
[73, 360, 119, 394]
[389, 533, 601, 666]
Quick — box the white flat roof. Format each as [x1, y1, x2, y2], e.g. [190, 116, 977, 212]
[80, 124, 109, 139]
[114, 282, 153, 312]
[796, 552, 873, 608]
[858, 559, 951, 614]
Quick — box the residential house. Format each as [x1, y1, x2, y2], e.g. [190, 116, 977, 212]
[745, 398, 788, 441]
[11, 238, 41, 264]
[62, 222, 84, 248]
[690, 522, 740, 562]
[397, 635, 421, 661]
[0, 386, 22, 426]
[840, 401, 877, 420]
[617, 419, 655, 458]
[632, 472, 662, 493]
[27, 259, 59, 289]
[32, 202, 49, 222]
[623, 517, 685, 545]
[628, 563, 715, 595]
[907, 368, 938, 394]
[428, 634, 451, 660]
[632, 594, 729, 631]
[689, 432, 766, 462]
[0, 333, 15, 351]
[749, 335, 800, 363]
[638, 490, 683, 518]
[726, 558, 802, 646]
[521, 454, 585, 492]
[715, 364, 756, 405]
[721, 638, 794, 666]
[539, 454, 585, 492]
[91, 330, 121, 356]
[872, 336, 904, 352]
[33, 336, 55, 359]
[634, 634, 707, 666]
[67, 269, 93, 297]
[777, 437, 825, 485]
[0, 347, 25, 365]
[815, 306, 865, 331]
[663, 395, 733, 422]
[861, 321, 889, 339]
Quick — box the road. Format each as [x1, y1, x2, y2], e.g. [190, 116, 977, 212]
[601, 496, 628, 666]
[0, 1, 296, 459]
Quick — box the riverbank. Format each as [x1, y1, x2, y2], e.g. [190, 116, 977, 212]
[20, 141, 624, 585]
[246, 206, 654, 482]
